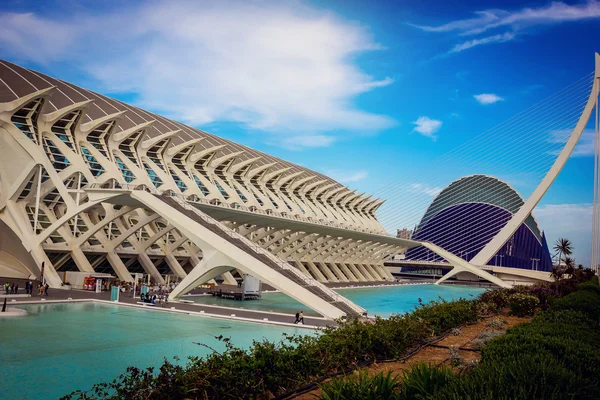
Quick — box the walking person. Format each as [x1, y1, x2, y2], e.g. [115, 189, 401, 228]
[14, 284, 18, 294]
[294, 312, 300, 324]
[10, 283, 15, 294]
[4, 282, 9, 294]
[44, 283, 49, 297]
[299, 311, 304, 325]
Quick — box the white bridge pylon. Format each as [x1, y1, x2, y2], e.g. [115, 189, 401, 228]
[471, 53, 600, 268]
[433, 53, 600, 284]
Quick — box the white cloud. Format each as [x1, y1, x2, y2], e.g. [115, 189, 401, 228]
[413, 1, 600, 35]
[534, 203, 592, 266]
[278, 135, 336, 151]
[548, 129, 595, 157]
[535, 203, 592, 233]
[0, 1, 395, 146]
[412, 116, 442, 140]
[411, 1, 600, 54]
[450, 32, 515, 53]
[408, 183, 442, 196]
[326, 169, 368, 183]
[474, 93, 504, 105]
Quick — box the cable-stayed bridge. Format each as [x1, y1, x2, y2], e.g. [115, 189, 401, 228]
[379, 53, 600, 281]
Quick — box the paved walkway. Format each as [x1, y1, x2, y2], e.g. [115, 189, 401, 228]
[2, 282, 337, 328]
[2, 277, 468, 328]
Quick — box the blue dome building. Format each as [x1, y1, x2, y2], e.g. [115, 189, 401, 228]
[405, 175, 552, 272]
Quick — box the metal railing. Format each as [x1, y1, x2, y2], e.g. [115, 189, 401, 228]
[162, 194, 365, 315]
[85, 183, 369, 315]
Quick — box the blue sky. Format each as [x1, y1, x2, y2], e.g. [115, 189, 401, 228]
[0, 0, 598, 265]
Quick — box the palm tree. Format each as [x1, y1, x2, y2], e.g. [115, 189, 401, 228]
[563, 257, 576, 277]
[551, 265, 566, 294]
[553, 238, 573, 266]
[563, 256, 576, 269]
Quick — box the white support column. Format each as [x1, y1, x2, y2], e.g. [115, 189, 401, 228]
[169, 249, 234, 299]
[354, 263, 376, 281]
[137, 252, 166, 284]
[221, 271, 238, 285]
[32, 165, 43, 233]
[105, 252, 135, 282]
[319, 261, 348, 282]
[337, 263, 358, 281]
[306, 260, 329, 282]
[345, 263, 367, 281]
[164, 252, 187, 278]
[293, 259, 311, 276]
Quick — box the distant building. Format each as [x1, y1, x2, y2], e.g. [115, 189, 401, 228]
[405, 175, 553, 272]
[396, 228, 412, 239]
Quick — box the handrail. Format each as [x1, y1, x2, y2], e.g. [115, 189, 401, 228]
[86, 184, 368, 314]
[165, 195, 363, 313]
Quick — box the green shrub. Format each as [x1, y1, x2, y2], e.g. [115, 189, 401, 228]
[436, 279, 600, 400]
[484, 317, 507, 329]
[319, 370, 401, 400]
[399, 363, 455, 400]
[552, 289, 600, 319]
[62, 279, 599, 400]
[478, 289, 511, 309]
[577, 281, 600, 295]
[509, 293, 539, 317]
[475, 301, 497, 317]
[412, 298, 477, 335]
[448, 346, 463, 367]
[471, 330, 504, 350]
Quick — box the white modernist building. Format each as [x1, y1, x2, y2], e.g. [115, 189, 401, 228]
[0, 55, 598, 318]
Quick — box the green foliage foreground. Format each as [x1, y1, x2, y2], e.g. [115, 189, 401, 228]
[320, 277, 600, 400]
[62, 298, 478, 399]
[62, 274, 597, 399]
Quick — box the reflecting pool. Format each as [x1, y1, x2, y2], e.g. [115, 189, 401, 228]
[188, 284, 487, 318]
[0, 302, 306, 400]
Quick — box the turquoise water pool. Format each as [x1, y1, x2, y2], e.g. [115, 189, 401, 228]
[0, 302, 307, 400]
[188, 284, 487, 318]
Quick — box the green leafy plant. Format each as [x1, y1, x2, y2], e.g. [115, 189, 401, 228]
[448, 346, 463, 367]
[319, 370, 401, 400]
[509, 293, 539, 317]
[435, 277, 600, 400]
[399, 363, 455, 399]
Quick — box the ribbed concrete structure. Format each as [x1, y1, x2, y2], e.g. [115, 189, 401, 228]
[0, 59, 423, 318]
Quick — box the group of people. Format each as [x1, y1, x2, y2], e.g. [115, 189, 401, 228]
[4, 282, 19, 294]
[294, 311, 305, 324]
[140, 292, 169, 306]
[3, 280, 49, 296]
